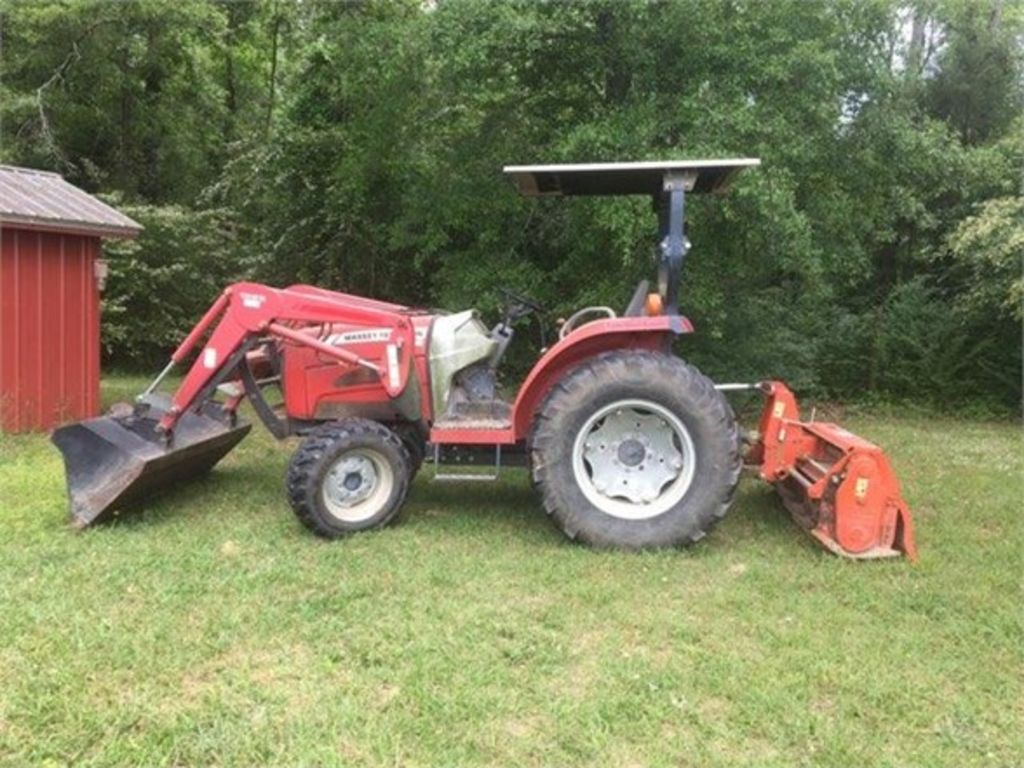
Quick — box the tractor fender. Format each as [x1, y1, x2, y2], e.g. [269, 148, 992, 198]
[511, 314, 693, 441]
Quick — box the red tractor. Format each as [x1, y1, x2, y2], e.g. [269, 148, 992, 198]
[53, 161, 916, 559]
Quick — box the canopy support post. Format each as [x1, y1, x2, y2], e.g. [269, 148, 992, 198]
[656, 171, 694, 316]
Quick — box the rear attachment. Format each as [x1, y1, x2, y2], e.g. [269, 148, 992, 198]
[52, 394, 250, 528]
[748, 381, 917, 561]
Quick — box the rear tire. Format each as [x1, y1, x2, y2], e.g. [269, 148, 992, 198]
[530, 350, 740, 549]
[287, 418, 411, 538]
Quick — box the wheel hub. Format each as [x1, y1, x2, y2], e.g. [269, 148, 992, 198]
[575, 401, 695, 518]
[617, 438, 646, 467]
[326, 455, 377, 507]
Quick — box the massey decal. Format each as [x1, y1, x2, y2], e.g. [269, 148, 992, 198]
[324, 328, 392, 346]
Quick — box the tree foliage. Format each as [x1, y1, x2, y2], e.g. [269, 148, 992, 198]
[99, 201, 249, 364]
[0, 0, 1020, 409]
[947, 195, 1024, 320]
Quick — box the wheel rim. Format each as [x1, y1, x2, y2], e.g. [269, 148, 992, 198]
[571, 399, 696, 520]
[322, 448, 394, 523]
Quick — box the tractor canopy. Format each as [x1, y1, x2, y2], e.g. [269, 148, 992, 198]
[503, 159, 761, 197]
[504, 159, 760, 315]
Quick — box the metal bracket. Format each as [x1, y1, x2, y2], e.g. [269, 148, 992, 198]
[187, 336, 259, 426]
[239, 345, 291, 439]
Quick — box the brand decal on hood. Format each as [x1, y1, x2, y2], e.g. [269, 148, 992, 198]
[324, 328, 392, 346]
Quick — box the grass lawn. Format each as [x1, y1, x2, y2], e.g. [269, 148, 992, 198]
[0, 375, 1020, 767]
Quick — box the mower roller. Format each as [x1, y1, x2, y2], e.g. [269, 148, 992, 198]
[52, 159, 916, 559]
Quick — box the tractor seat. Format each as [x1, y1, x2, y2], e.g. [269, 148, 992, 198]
[623, 279, 650, 317]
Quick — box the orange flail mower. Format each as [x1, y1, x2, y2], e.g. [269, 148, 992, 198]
[52, 160, 917, 561]
[750, 382, 917, 560]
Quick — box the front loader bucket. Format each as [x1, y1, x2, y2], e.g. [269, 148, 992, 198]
[52, 395, 251, 528]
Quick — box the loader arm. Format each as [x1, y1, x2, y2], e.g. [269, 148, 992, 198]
[155, 282, 417, 434]
[51, 281, 419, 529]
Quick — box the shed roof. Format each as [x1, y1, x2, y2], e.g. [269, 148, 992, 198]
[0, 165, 141, 239]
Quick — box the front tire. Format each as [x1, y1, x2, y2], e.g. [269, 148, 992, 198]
[530, 350, 740, 549]
[287, 418, 411, 538]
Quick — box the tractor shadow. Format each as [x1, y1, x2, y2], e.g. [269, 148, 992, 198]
[402, 468, 815, 557]
[403, 468, 564, 544]
[64, 460, 815, 560]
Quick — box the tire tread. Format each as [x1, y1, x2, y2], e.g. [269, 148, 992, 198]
[287, 418, 411, 538]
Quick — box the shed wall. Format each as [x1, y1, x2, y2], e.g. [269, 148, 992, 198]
[0, 226, 101, 432]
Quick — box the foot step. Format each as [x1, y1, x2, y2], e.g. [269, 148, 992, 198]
[431, 443, 502, 482]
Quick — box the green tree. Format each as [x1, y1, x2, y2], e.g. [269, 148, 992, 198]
[0, 0, 1019, 408]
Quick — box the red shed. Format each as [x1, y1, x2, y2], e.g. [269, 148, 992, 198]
[0, 165, 141, 433]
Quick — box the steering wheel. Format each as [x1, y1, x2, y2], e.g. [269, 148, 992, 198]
[498, 287, 545, 315]
[558, 306, 617, 340]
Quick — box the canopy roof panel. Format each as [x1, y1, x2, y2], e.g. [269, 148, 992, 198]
[503, 159, 761, 197]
